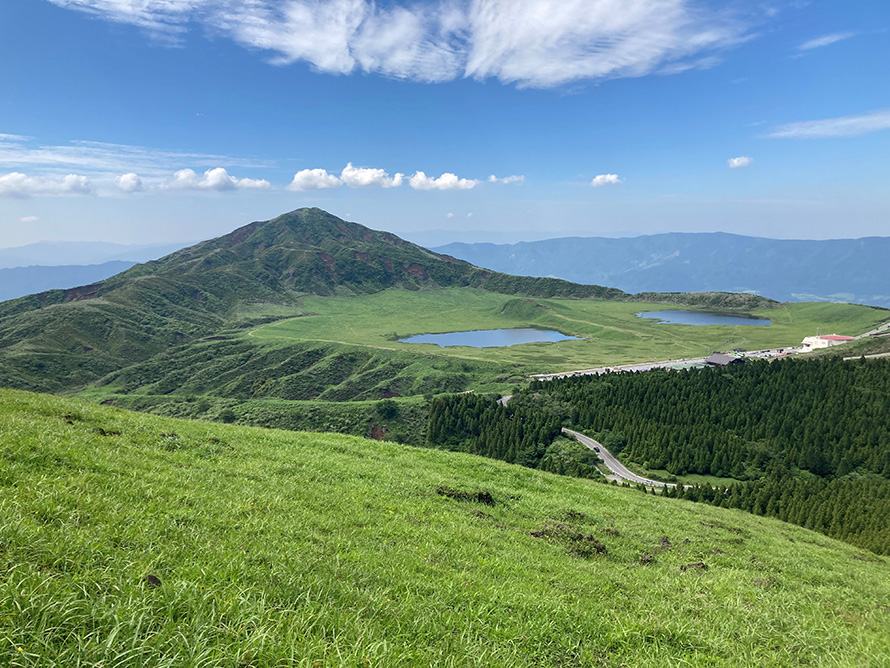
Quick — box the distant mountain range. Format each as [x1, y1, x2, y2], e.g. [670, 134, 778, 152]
[0, 241, 193, 302]
[0, 261, 137, 302]
[433, 233, 890, 308]
[0, 240, 191, 269]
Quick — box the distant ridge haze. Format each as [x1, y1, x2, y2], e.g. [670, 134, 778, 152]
[433, 232, 890, 308]
[0, 241, 193, 269]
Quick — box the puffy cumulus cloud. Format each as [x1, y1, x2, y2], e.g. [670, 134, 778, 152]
[798, 32, 855, 51]
[340, 162, 403, 188]
[768, 109, 890, 139]
[0, 172, 91, 198]
[728, 156, 752, 168]
[488, 174, 525, 184]
[409, 171, 478, 190]
[166, 167, 271, 191]
[446, 212, 454, 218]
[288, 168, 343, 191]
[591, 173, 622, 187]
[48, 0, 750, 88]
[114, 172, 143, 192]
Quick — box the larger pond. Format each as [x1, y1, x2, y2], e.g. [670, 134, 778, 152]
[399, 328, 581, 348]
[637, 310, 771, 326]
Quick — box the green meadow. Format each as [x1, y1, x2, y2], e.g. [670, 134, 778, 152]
[2, 389, 889, 666]
[250, 288, 888, 373]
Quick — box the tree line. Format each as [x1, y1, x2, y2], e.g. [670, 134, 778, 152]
[665, 474, 890, 555]
[528, 357, 890, 479]
[429, 357, 890, 554]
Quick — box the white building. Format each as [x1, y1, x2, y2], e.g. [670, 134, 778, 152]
[801, 334, 855, 350]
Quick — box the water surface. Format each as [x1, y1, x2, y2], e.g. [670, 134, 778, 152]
[637, 310, 771, 326]
[399, 328, 580, 348]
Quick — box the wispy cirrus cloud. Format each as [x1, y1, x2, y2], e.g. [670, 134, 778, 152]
[797, 31, 855, 51]
[46, 0, 751, 88]
[47, 0, 200, 35]
[0, 134, 273, 196]
[0, 134, 269, 178]
[488, 174, 524, 185]
[769, 109, 890, 139]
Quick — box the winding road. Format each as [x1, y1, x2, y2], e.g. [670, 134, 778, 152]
[562, 428, 676, 488]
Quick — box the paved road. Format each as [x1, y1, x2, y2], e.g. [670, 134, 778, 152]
[844, 351, 890, 360]
[532, 346, 804, 382]
[855, 321, 890, 339]
[562, 428, 675, 488]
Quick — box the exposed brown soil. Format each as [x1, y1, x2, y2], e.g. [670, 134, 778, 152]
[436, 486, 496, 505]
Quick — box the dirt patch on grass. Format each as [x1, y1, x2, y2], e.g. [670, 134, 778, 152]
[436, 486, 496, 505]
[680, 562, 708, 572]
[531, 521, 607, 559]
[699, 520, 749, 537]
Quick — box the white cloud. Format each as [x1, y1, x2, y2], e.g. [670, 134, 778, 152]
[798, 32, 855, 51]
[20, 216, 39, 223]
[340, 162, 403, 188]
[409, 171, 478, 190]
[488, 174, 525, 184]
[0, 172, 91, 198]
[47, 0, 750, 88]
[446, 212, 454, 218]
[728, 156, 752, 168]
[591, 173, 622, 187]
[114, 172, 143, 192]
[769, 109, 890, 139]
[166, 167, 271, 191]
[47, 0, 203, 35]
[0, 135, 268, 178]
[288, 168, 342, 191]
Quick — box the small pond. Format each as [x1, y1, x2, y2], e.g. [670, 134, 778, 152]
[399, 328, 581, 348]
[637, 310, 771, 327]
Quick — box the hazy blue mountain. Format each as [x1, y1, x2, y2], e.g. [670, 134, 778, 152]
[433, 233, 890, 308]
[0, 241, 191, 269]
[0, 261, 137, 302]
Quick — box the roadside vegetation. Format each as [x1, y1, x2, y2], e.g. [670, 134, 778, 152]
[2, 388, 889, 666]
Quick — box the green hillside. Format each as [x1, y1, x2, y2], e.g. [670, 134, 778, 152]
[2, 389, 889, 666]
[0, 208, 789, 395]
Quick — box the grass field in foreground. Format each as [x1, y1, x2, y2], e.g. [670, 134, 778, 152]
[249, 289, 889, 372]
[2, 389, 889, 667]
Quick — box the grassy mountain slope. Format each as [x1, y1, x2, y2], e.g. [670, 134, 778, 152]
[2, 388, 889, 666]
[0, 208, 780, 395]
[0, 208, 614, 393]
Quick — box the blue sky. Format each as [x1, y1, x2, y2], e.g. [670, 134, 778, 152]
[1, 0, 888, 248]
